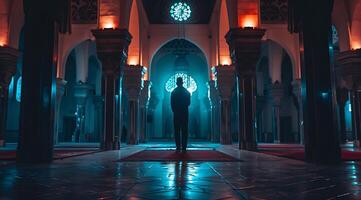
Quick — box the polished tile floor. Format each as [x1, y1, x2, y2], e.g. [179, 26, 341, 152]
[0, 143, 361, 199]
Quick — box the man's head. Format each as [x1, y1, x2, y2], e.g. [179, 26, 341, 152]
[176, 77, 183, 87]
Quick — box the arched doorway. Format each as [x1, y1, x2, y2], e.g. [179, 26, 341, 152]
[148, 39, 210, 141]
[256, 40, 299, 144]
[57, 41, 102, 144]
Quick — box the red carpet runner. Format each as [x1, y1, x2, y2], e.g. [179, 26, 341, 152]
[0, 150, 98, 161]
[258, 145, 361, 161]
[120, 150, 240, 162]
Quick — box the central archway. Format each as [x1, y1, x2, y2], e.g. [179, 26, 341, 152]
[148, 39, 210, 141]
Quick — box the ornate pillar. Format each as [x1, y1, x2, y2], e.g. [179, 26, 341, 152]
[73, 83, 92, 142]
[271, 81, 283, 143]
[213, 65, 236, 145]
[292, 79, 304, 144]
[0, 46, 18, 147]
[337, 49, 361, 147]
[226, 28, 265, 150]
[139, 80, 151, 143]
[54, 78, 67, 144]
[123, 65, 146, 145]
[92, 29, 132, 150]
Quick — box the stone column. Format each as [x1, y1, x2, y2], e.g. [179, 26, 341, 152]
[93, 96, 104, 143]
[73, 83, 92, 142]
[213, 65, 236, 145]
[0, 46, 18, 147]
[139, 80, 151, 143]
[271, 81, 283, 143]
[336, 88, 348, 143]
[300, 0, 340, 164]
[207, 80, 220, 143]
[351, 89, 361, 147]
[337, 49, 361, 147]
[17, 2, 59, 163]
[292, 79, 304, 144]
[54, 78, 67, 144]
[123, 65, 146, 145]
[92, 29, 132, 150]
[226, 28, 265, 150]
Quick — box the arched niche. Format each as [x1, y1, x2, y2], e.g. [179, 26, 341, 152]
[149, 39, 210, 140]
[261, 25, 300, 79]
[128, 0, 141, 66]
[219, 0, 231, 65]
[260, 39, 296, 83]
[149, 36, 211, 79]
[58, 40, 101, 143]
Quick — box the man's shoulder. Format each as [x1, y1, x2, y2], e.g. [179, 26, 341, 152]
[182, 87, 190, 95]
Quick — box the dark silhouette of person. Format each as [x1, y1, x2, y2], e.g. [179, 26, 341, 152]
[171, 77, 191, 152]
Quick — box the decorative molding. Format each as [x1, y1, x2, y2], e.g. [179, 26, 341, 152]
[260, 0, 288, 24]
[71, 0, 98, 24]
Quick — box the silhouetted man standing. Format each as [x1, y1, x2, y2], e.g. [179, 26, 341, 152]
[171, 77, 191, 152]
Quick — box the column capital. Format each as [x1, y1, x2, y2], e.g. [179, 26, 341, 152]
[213, 65, 236, 100]
[92, 28, 132, 74]
[225, 27, 265, 77]
[0, 46, 19, 89]
[73, 82, 93, 105]
[337, 49, 361, 91]
[123, 65, 146, 100]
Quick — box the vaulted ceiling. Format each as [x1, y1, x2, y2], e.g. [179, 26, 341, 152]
[141, 0, 216, 24]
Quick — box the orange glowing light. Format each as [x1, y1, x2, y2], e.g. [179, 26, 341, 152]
[220, 56, 231, 65]
[351, 41, 361, 50]
[238, 15, 258, 28]
[0, 38, 6, 47]
[128, 56, 139, 65]
[99, 16, 118, 29]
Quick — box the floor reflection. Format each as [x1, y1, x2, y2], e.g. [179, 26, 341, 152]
[0, 144, 361, 199]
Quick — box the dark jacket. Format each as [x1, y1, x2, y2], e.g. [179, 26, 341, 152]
[171, 86, 191, 119]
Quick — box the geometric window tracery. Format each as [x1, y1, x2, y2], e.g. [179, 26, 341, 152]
[165, 72, 197, 94]
[170, 2, 191, 22]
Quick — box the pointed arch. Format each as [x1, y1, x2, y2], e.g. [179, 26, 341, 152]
[128, 0, 141, 66]
[219, 0, 231, 65]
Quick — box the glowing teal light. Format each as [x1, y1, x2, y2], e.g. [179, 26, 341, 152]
[349, 102, 352, 112]
[165, 72, 197, 94]
[16, 76, 22, 102]
[8, 77, 14, 98]
[170, 2, 191, 22]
